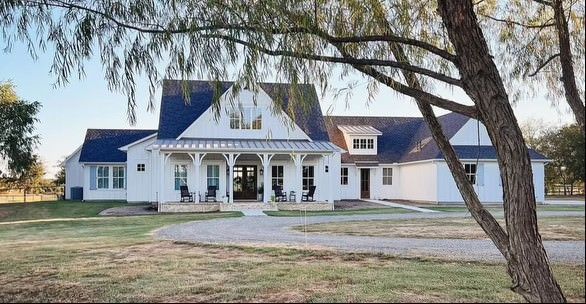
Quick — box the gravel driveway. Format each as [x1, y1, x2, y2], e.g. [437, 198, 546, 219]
[155, 211, 585, 263]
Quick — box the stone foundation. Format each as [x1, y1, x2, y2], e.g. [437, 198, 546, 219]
[159, 203, 220, 213]
[277, 202, 334, 211]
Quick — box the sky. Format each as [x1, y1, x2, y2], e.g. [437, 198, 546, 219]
[0, 42, 577, 178]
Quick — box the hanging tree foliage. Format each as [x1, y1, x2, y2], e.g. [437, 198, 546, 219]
[1, 0, 580, 301]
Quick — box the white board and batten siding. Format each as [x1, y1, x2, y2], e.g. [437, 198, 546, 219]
[64, 147, 83, 200]
[177, 88, 310, 141]
[126, 136, 157, 203]
[436, 160, 546, 204]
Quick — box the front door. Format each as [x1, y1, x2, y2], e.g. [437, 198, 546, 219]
[360, 168, 370, 199]
[233, 165, 257, 200]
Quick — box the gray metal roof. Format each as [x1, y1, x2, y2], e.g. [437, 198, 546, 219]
[337, 125, 383, 135]
[151, 139, 342, 153]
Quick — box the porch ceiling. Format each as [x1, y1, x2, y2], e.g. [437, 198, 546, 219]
[150, 138, 342, 154]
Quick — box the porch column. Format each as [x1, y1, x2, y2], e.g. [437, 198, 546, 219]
[222, 153, 240, 203]
[291, 153, 307, 203]
[159, 151, 169, 208]
[326, 154, 334, 204]
[190, 153, 206, 203]
[257, 153, 275, 204]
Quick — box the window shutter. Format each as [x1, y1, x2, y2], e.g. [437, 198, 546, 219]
[89, 166, 97, 190]
[477, 164, 485, 186]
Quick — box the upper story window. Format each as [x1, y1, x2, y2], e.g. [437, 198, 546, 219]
[229, 107, 262, 130]
[137, 164, 145, 172]
[352, 138, 375, 150]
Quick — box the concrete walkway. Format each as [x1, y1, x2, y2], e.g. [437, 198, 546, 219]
[240, 209, 268, 217]
[362, 199, 439, 213]
[155, 211, 585, 263]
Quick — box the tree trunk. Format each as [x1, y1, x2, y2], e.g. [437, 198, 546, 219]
[553, 0, 585, 136]
[437, 0, 566, 302]
[380, 26, 510, 256]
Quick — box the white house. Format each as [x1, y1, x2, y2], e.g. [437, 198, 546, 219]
[65, 80, 547, 211]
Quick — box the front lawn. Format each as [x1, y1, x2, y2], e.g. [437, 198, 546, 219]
[0, 215, 583, 302]
[0, 202, 583, 302]
[265, 207, 412, 217]
[0, 200, 127, 222]
[294, 216, 585, 241]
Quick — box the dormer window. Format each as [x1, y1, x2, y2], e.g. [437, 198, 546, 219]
[353, 138, 374, 150]
[229, 107, 262, 130]
[339, 125, 382, 156]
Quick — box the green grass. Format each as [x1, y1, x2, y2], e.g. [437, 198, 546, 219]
[0, 200, 128, 222]
[295, 216, 585, 241]
[264, 207, 413, 217]
[0, 215, 583, 302]
[0, 203, 583, 302]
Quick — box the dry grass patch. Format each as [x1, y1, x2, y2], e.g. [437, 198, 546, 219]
[0, 212, 583, 302]
[296, 216, 585, 241]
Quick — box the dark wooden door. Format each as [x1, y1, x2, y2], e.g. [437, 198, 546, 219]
[360, 168, 370, 199]
[233, 165, 257, 200]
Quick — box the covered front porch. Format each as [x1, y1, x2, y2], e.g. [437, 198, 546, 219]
[150, 139, 341, 211]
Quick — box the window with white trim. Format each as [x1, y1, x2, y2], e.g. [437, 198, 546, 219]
[97, 166, 109, 189]
[137, 163, 145, 172]
[174, 164, 188, 190]
[229, 107, 262, 130]
[302, 166, 314, 190]
[207, 165, 220, 188]
[352, 137, 376, 151]
[464, 163, 477, 185]
[340, 167, 348, 185]
[382, 168, 393, 185]
[113, 166, 125, 189]
[367, 138, 374, 149]
[271, 165, 284, 187]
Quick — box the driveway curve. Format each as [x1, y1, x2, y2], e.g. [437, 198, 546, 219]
[155, 211, 585, 263]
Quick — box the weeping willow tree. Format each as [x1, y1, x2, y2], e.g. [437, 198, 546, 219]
[478, 0, 585, 135]
[1, 0, 578, 301]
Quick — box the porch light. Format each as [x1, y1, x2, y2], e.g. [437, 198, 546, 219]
[260, 168, 264, 175]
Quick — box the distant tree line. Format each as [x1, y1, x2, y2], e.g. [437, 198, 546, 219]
[522, 120, 585, 196]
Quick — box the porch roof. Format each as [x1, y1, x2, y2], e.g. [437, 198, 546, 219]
[150, 138, 342, 153]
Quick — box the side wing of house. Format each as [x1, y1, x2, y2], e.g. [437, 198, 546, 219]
[70, 129, 157, 201]
[64, 146, 83, 200]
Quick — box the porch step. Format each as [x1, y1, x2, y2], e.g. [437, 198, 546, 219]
[220, 202, 277, 211]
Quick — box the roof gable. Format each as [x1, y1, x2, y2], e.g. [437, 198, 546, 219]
[158, 80, 330, 141]
[79, 129, 157, 163]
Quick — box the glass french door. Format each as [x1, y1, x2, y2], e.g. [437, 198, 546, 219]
[233, 165, 257, 200]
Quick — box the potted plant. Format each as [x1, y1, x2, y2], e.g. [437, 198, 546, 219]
[257, 184, 264, 201]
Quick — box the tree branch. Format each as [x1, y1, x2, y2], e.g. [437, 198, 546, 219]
[328, 35, 457, 62]
[480, 14, 555, 29]
[28, 0, 458, 63]
[203, 34, 463, 87]
[528, 53, 560, 76]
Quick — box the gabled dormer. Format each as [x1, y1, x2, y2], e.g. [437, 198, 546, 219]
[338, 125, 382, 155]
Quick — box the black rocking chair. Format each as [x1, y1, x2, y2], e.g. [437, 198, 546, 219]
[205, 186, 217, 202]
[302, 185, 316, 202]
[273, 185, 288, 202]
[180, 185, 194, 202]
